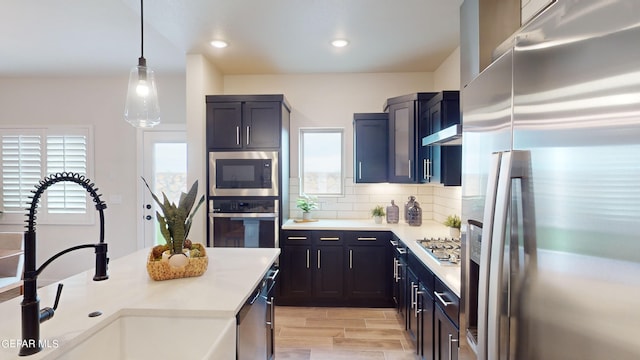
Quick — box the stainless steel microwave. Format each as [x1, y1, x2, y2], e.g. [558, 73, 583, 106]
[209, 151, 279, 196]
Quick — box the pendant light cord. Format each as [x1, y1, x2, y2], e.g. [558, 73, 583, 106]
[140, 0, 144, 59]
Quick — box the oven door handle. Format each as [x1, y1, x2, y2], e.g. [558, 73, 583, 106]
[210, 213, 278, 218]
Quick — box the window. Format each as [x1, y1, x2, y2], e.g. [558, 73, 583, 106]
[0, 127, 93, 225]
[299, 128, 344, 196]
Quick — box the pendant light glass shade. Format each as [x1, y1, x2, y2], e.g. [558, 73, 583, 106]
[124, 0, 160, 128]
[124, 57, 160, 128]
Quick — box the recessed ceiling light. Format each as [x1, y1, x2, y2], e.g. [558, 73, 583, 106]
[210, 40, 228, 49]
[331, 39, 349, 48]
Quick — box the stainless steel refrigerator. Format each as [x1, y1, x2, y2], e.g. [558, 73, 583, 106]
[460, 1, 640, 359]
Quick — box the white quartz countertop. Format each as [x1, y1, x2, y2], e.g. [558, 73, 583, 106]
[0, 247, 279, 359]
[283, 219, 461, 297]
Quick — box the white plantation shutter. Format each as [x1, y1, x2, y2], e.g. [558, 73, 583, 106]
[1, 134, 42, 212]
[0, 127, 93, 225]
[46, 135, 88, 214]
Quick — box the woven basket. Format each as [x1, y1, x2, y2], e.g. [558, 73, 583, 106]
[146, 245, 208, 281]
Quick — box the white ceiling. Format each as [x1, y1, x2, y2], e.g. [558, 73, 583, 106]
[0, 0, 462, 76]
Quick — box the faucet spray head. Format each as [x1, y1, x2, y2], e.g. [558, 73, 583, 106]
[93, 243, 109, 281]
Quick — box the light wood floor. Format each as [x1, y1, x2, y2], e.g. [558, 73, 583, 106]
[275, 306, 418, 360]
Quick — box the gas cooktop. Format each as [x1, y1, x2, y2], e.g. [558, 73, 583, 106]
[416, 237, 461, 266]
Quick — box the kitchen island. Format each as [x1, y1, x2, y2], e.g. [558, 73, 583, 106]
[0, 247, 279, 359]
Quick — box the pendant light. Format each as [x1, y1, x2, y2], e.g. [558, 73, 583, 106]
[124, 0, 160, 128]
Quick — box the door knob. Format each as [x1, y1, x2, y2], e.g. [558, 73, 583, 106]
[145, 204, 152, 209]
[145, 215, 152, 220]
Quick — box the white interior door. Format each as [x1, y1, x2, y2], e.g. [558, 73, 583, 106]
[141, 127, 187, 249]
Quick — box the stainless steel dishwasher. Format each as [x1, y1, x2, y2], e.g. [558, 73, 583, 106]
[237, 266, 278, 360]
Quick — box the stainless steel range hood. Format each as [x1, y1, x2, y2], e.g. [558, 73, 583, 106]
[421, 124, 462, 146]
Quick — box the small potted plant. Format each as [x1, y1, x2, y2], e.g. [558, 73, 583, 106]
[444, 214, 462, 238]
[371, 205, 385, 224]
[142, 177, 208, 280]
[296, 194, 318, 221]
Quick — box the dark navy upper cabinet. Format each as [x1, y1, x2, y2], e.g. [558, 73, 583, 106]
[420, 91, 461, 186]
[206, 95, 290, 151]
[384, 93, 437, 183]
[353, 113, 388, 183]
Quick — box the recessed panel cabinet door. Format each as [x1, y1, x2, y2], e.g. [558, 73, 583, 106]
[207, 102, 243, 150]
[314, 246, 344, 298]
[280, 245, 312, 299]
[347, 245, 388, 299]
[435, 306, 459, 360]
[354, 114, 388, 183]
[243, 101, 281, 149]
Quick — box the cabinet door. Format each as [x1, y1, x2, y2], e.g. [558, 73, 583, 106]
[434, 306, 459, 360]
[427, 102, 443, 184]
[314, 245, 344, 298]
[243, 101, 281, 149]
[279, 245, 312, 299]
[347, 245, 388, 300]
[207, 102, 243, 150]
[354, 116, 388, 183]
[388, 102, 415, 183]
[419, 286, 435, 360]
[407, 268, 420, 343]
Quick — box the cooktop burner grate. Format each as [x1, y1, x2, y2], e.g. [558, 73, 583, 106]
[416, 237, 461, 266]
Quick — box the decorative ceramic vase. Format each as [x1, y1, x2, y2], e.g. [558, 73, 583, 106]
[374, 216, 383, 224]
[407, 201, 422, 226]
[302, 212, 311, 221]
[404, 196, 416, 223]
[386, 200, 399, 224]
[449, 227, 461, 238]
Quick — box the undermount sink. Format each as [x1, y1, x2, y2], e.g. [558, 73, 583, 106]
[50, 311, 236, 360]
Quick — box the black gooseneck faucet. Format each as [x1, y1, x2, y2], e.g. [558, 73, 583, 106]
[19, 172, 109, 356]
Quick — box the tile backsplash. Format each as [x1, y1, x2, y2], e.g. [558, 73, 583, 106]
[289, 178, 461, 223]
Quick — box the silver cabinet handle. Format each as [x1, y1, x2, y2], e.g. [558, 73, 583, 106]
[390, 240, 398, 246]
[426, 159, 431, 179]
[411, 282, 418, 308]
[236, 126, 240, 145]
[246, 126, 250, 145]
[349, 249, 353, 269]
[424, 159, 427, 180]
[397, 248, 407, 254]
[393, 258, 398, 281]
[306, 249, 310, 269]
[320, 237, 340, 241]
[408, 159, 412, 178]
[317, 249, 321, 269]
[448, 333, 459, 360]
[266, 297, 274, 328]
[358, 161, 362, 180]
[434, 291, 453, 307]
[415, 290, 425, 317]
[357, 237, 377, 241]
[288, 236, 308, 240]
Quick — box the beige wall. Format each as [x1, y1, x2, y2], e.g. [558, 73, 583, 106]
[434, 47, 461, 91]
[0, 73, 186, 283]
[185, 54, 224, 244]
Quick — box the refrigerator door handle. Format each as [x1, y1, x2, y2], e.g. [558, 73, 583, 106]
[477, 151, 503, 360]
[486, 151, 514, 360]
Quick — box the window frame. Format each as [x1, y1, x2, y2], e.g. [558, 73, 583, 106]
[298, 127, 345, 197]
[0, 125, 95, 226]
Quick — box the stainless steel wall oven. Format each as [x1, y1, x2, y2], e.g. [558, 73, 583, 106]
[208, 198, 279, 248]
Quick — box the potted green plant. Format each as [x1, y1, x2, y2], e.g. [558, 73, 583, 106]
[371, 205, 385, 224]
[142, 177, 207, 276]
[444, 214, 461, 238]
[296, 194, 318, 220]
